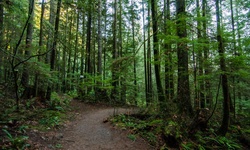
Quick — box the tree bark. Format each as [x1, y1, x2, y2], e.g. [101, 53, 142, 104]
[142, 0, 148, 104]
[67, 13, 74, 91]
[97, 0, 102, 76]
[230, 0, 237, 116]
[0, 0, 3, 81]
[202, 0, 212, 107]
[46, 0, 56, 64]
[147, 0, 152, 106]
[73, 11, 80, 74]
[151, 0, 167, 112]
[216, 0, 230, 136]
[85, 5, 92, 75]
[111, 0, 118, 101]
[85, 0, 92, 95]
[119, 0, 126, 103]
[21, 0, 35, 99]
[80, 11, 85, 76]
[164, 0, 172, 101]
[131, 1, 137, 104]
[46, 0, 62, 100]
[35, 0, 45, 98]
[176, 0, 193, 116]
[196, 0, 205, 108]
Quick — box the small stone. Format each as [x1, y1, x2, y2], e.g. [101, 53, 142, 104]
[41, 136, 46, 140]
[55, 133, 64, 139]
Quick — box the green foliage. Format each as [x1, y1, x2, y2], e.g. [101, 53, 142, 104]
[185, 130, 242, 150]
[67, 90, 78, 98]
[127, 134, 137, 141]
[78, 73, 113, 101]
[55, 143, 63, 149]
[18, 125, 29, 133]
[111, 113, 246, 149]
[38, 110, 64, 128]
[203, 136, 242, 149]
[164, 120, 182, 139]
[1, 129, 30, 150]
[111, 114, 162, 145]
[181, 142, 196, 150]
[141, 131, 157, 144]
[47, 92, 71, 110]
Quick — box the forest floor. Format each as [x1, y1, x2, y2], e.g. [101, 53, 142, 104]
[27, 100, 153, 150]
[2, 97, 249, 149]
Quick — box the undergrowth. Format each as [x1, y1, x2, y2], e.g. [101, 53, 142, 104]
[110, 113, 248, 150]
[0, 92, 72, 149]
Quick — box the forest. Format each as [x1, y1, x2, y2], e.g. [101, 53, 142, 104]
[0, 0, 249, 149]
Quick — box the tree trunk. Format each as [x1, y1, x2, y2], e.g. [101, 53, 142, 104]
[111, 0, 118, 101]
[35, 0, 45, 98]
[21, 0, 35, 99]
[196, 0, 205, 108]
[46, 0, 62, 100]
[62, 7, 69, 93]
[73, 11, 80, 74]
[103, 0, 107, 81]
[46, 0, 55, 64]
[164, 0, 172, 101]
[97, 0, 102, 76]
[95, 0, 105, 101]
[216, 0, 230, 136]
[147, 0, 152, 106]
[202, 0, 212, 107]
[192, 37, 198, 109]
[119, 0, 126, 103]
[85, 1, 92, 94]
[131, 1, 137, 104]
[67, 13, 74, 91]
[0, 0, 3, 81]
[80, 11, 85, 75]
[151, 0, 166, 111]
[176, 0, 193, 116]
[235, 3, 242, 113]
[142, 0, 148, 104]
[230, 0, 237, 116]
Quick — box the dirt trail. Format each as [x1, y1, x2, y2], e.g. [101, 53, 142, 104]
[59, 100, 153, 150]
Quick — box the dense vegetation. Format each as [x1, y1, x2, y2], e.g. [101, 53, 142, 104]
[0, 0, 249, 149]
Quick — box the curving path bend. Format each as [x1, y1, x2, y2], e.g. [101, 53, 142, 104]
[59, 100, 153, 150]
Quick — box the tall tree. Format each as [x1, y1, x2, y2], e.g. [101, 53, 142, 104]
[176, 0, 193, 116]
[21, 0, 35, 99]
[73, 10, 80, 74]
[164, 0, 173, 101]
[142, 0, 148, 103]
[216, 0, 230, 136]
[131, 0, 137, 103]
[46, 0, 62, 100]
[196, 0, 205, 108]
[147, 0, 153, 106]
[119, 0, 126, 102]
[0, 0, 3, 81]
[202, 0, 212, 106]
[151, 0, 167, 112]
[111, 0, 118, 101]
[85, 0, 92, 76]
[35, 0, 46, 97]
[46, 0, 56, 64]
[80, 8, 86, 76]
[66, 12, 74, 91]
[97, 0, 102, 76]
[230, 0, 237, 117]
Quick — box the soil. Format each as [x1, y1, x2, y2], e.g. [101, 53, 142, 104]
[35, 100, 154, 150]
